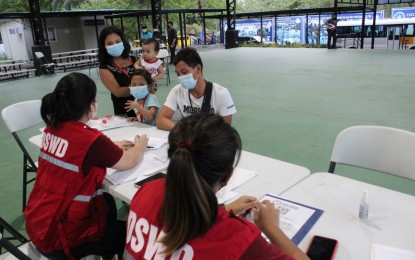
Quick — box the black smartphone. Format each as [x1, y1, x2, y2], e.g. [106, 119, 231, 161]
[306, 235, 339, 260]
[134, 172, 166, 188]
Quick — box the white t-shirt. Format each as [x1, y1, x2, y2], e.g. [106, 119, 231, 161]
[141, 58, 163, 79]
[163, 82, 237, 119]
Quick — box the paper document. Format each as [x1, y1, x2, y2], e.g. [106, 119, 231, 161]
[106, 153, 169, 185]
[371, 244, 415, 260]
[126, 136, 167, 150]
[216, 167, 257, 204]
[258, 194, 324, 245]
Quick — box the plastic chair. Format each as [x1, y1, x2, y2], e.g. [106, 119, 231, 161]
[328, 126, 415, 180]
[156, 49, 171, 86]
[34, 52, 55, 75]
[1, 100, 43, 211]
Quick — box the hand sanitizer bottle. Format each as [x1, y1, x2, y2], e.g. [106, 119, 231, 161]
[359, 190, 369, 220]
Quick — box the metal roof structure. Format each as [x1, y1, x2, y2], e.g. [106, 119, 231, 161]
[204, 6, 374, 19]
[0, 8, 226, 20]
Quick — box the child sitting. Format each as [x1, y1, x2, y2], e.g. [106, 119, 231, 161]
[134, 38, 164, 82]
[126, 69, 160, 125]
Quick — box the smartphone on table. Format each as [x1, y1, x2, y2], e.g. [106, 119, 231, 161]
[306, 235, 339, 260]
[134, 172, 166, 188]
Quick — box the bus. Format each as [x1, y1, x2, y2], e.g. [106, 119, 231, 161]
[336, 18, 415, 49]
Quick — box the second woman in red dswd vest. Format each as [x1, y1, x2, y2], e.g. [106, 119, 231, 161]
[125, 114, 308, 259]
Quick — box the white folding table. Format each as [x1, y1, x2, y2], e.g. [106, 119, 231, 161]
[279, 172, 415, 259]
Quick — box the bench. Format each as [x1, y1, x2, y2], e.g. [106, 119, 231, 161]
[52, 48, 98, 58]
[0, 69, 37, 81]
[0, 59, 23, 65]
[53, 54, 87, 63]
[55, 59, 98, 72]
[0, 63, 26, 73]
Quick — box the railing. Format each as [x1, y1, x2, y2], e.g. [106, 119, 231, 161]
[336, 33, 361, 49]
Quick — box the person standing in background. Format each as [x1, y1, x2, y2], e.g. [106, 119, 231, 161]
[140, 25, 153, 40]
[98, 26, 138, 117]
[167, 21, 177, 64]
[325, 13, 337, 49]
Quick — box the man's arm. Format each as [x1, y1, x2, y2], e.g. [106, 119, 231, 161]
[156, 105, 176, 130]
[223, 115, 233, 124]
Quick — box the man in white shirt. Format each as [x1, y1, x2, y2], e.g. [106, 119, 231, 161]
[156, 48, 236, 131]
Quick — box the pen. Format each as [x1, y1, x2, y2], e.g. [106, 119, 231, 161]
[146, 146, 154, 148]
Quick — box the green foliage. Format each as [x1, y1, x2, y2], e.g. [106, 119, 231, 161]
[0, 53, 9, 61]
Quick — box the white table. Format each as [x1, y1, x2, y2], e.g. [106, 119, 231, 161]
[279, 172, 415, 260]
[29, 124, 310, 204]
[99, 125, 310, 203]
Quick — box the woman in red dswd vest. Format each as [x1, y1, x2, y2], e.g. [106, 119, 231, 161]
[124, 114, 308, 259]
[25, 72, 148, 260]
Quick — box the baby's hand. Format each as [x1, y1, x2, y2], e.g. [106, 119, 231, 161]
[150, 83, 158, 94]
[124, 100, 138, 112]
[134, 59, 142, 69]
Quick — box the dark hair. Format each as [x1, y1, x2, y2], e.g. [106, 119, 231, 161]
[142, 38, 160, 52]
[168, 21, 173, 26]
[130, 69, 153, 85]
[173, 47, 203, 71]
[41, 72, 96, 128]
[98, 26, 131, 63]
[160, 114, 242, 254]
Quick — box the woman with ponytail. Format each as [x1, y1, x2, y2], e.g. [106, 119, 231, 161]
[124, 114, 308, 259]
[25, 72, 148, 260]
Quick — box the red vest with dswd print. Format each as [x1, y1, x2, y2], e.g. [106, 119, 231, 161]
[25, 121, 108, 255]
[124, 179, 261, 259]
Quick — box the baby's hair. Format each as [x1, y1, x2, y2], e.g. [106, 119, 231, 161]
[142, 38, 160, 52]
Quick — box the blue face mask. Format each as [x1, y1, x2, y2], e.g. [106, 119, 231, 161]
[106, 42, 124, 57]
[129, 86, 149, 99]
[178, 70, 198, 90]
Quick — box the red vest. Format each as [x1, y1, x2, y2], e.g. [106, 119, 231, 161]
[25, 121, 108, 256]
[124, 179, 260, 259]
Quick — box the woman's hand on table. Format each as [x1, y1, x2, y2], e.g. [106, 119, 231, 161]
[114, 140, 135, 151]
[225, 195, 257, 216]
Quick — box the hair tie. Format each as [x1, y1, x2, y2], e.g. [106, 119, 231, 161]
[178, 141, 194, 153]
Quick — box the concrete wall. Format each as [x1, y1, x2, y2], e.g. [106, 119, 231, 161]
[45, 17, 82, 53]
[44, 16, 107, 53]
[80, 16, 107, 50]
[0, 16, 107, 60]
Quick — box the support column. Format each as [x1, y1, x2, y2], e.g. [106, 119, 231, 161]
[225, 0, 238, 49]
[371, 0, 377, 49]
[361, 0, 367, 49]
[28, 0, 45, 45]
[151, 0, 162, 32]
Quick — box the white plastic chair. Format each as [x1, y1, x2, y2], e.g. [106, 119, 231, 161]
[156, 49, 171, 86]
[34, 52, 55, 75]
[1, 100, 43, 211]
[328, 125, 415, 180]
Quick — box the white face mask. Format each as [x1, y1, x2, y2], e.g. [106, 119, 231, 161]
[178, 69, 198, 90]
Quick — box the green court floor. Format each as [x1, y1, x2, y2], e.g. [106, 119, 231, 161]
[1, 47, 414, 235]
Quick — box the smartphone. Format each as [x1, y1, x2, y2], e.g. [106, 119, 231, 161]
[306, 235, 339, 260]
[134, 172, 166, 188]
